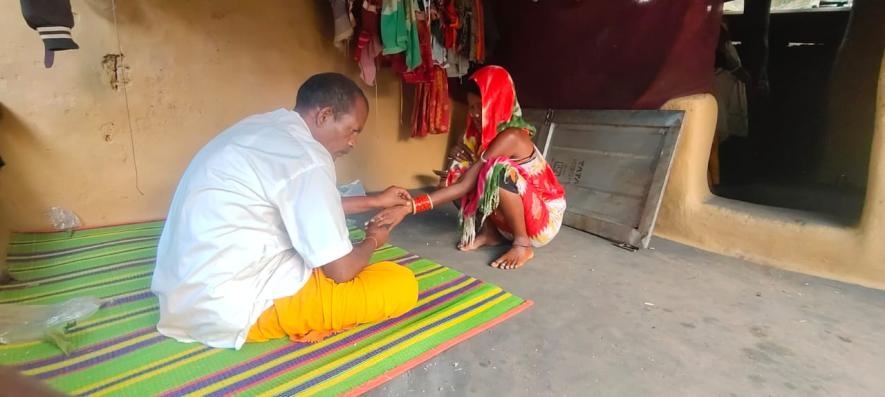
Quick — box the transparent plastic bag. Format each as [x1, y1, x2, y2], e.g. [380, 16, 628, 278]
[339, 181, 367, 230]
[0, 296, 102, 354]
[338, 180, 366, 198]
[48, 207, 81, 231]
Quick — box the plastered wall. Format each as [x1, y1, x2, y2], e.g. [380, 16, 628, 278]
[655, 1, 885, 289]
[656, 50, 885, 289]
[0, 0, 449, 263]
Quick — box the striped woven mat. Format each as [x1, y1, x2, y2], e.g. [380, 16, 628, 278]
[0, 221, 530, 396]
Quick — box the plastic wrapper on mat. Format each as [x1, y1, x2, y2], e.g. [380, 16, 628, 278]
[0, 296, 102, 355]
[48, 207, 81, 232]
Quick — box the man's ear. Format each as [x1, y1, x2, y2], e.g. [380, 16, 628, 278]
[316, 106, 335, 128]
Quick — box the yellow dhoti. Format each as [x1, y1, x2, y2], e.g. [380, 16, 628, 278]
[247, 261, 418, 343]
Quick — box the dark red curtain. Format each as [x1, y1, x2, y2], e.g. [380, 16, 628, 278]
[488, 0, 724, 110]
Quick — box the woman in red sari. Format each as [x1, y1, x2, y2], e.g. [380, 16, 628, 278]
[372, 65, 566, 269]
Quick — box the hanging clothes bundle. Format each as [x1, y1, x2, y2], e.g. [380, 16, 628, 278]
[330, 0, 356, 51]
[411, 66, 451, 137]
[331, 0, 491, 137]
[354, 0, 383, 86]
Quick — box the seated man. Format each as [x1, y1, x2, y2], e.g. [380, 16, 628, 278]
[151, 73, 416, 349]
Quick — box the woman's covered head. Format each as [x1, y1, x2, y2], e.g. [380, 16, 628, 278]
[464, 65, 519, 153]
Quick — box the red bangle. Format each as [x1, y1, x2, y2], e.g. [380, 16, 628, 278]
[412, 194, 433, 214]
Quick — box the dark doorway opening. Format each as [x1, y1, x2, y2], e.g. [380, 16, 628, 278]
[711, 3, 865, 223]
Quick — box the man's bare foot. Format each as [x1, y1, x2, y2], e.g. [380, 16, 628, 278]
[458, 224, 505, 251]
[490, 244, 534, 270]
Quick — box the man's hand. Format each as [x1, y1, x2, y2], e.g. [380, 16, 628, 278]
[323, 215, 395, 284]
[342, 186, 409, 215]
[369, 205, 411, 230]
[375, 186, 412, 208]
[365, 216, 394, 246]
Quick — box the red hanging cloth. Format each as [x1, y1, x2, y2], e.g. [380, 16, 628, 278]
[411, 66, 451, 137]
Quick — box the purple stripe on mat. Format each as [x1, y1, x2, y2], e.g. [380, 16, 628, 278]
[414, 265, 444, 278]
[1, 258, 155, 290]
[6, 236, 159, 262]
[68, 306, 157, 333]
[75, 346, 214, 396]
[165, 276, 478, 397]
[34, 334, 169, 380]
[383, 253, 418, 265]
[16, 327, 156, 371]
[102, 290, 155, 309]
[7, 224, 163, 247]
[417, 275, 470, 300]
[2, 272, 153, 304]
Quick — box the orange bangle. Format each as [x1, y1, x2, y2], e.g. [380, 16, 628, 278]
[363, 236, 379, 250]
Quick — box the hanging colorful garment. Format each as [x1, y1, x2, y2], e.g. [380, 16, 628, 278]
[402, 10, 434, 83]
[444, 0, 471, 77]
[431, 31, 448, 65]
[358, 36, 383, 86]
[442, 0, 460, 49]
[355, 0, 383, 85]
[470, 0, 485, 62]
[330, 0, 356, 52]
[381, 0, 408, 54]
[430, 67, 452, 135]
[429, 1, 448, 65]
[411, 66, 451, 137]
[446, 51, 469, 77]
[380, 53, 408, 75]
[380, 0, 422, 70]
[445, 66, 566, 247]
[412, 83, 427, 137]
[403, 0, 423, 70]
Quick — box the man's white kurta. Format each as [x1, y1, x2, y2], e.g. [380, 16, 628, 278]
[151, 109, 353, 349]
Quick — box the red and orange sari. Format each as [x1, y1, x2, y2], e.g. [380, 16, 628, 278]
[445, 66, 566, 247]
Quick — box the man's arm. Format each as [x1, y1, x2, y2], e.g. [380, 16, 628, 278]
[341, 195, 381, 215]
[320, 236, 377, 283]
[342, 186, 411, 215]
[321, 218, 401, 283]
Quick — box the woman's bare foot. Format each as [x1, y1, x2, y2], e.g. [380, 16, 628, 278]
[490, 244, 534, 270]
[458, 223, 505, 251]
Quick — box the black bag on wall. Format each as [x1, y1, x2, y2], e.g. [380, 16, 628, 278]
[20, 0, 79, 67]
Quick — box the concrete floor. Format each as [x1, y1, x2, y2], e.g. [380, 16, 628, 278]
[361, 206, 885, 397]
